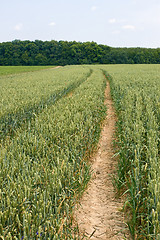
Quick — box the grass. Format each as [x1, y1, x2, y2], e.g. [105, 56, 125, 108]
[0, 66, 54, 76]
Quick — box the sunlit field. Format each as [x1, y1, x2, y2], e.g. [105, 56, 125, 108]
[0, 65, 160, 239]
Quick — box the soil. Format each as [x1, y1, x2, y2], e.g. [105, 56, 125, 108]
[74, 80, 130, 239]
[53, 66, 62, 69]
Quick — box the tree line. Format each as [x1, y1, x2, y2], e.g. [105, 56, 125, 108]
[0, 39, 160, 65]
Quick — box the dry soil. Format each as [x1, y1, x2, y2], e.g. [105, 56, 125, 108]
[75, 80, 130, 239]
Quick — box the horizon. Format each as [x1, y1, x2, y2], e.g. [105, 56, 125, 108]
[0, 39, 160, 50]
[0, 0, 160, 49]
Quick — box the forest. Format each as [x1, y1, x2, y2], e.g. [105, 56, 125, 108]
[0, 39, 160, 65]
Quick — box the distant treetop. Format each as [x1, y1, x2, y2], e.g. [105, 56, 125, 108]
[0, 40, 159, 65]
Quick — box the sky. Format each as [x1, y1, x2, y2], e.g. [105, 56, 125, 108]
[0, 0, 160, 48]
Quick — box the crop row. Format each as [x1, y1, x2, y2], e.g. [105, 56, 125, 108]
[0, 68, 106, 239]
[103, 65, 160, 239]
[0, 66, 91, 142]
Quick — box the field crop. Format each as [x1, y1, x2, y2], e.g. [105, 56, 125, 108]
[0, 66, 106, 239]
[1, 64, 160, 239]
[0, 66, 53, 76]
[0, 66, 91, 142]
[102, 65, 160, 239]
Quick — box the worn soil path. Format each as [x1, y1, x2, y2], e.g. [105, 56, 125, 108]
[75, 80, 129, 239]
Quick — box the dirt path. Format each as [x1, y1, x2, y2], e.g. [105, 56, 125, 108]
[53, 66, 62, 69]
[75, 81, 129, 239]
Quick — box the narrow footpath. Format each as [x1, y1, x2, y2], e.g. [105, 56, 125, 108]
[75, 80, 129, 239]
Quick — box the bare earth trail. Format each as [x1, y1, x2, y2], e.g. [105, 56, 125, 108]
[75, 80, 129, 239]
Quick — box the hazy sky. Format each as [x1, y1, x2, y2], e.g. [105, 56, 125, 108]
[0, 0, 160, 48]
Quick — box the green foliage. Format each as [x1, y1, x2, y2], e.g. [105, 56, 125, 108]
[0, 66, 106, 239]
[0, 40, 160, 66]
